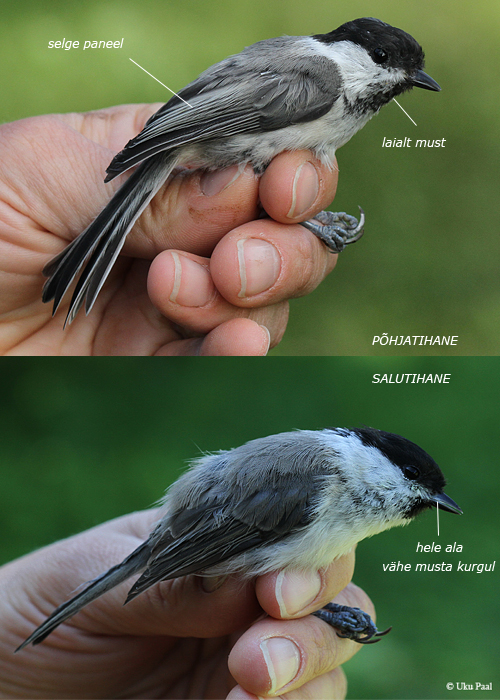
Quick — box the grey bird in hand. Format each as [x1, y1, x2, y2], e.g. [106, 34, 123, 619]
[17, 427, 460, 651]
[41, 17, 440, 325]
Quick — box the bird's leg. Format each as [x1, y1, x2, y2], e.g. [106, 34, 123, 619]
[300, 207, 365, 253]
[312, 602, 392, 644]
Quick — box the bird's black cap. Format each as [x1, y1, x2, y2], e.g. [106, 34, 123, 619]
[351, 426, 445, 490]
[314, 17, 426, 74]
[349, 427, 462, 515]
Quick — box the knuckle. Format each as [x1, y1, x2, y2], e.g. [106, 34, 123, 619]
[248, 302, 289, 347]
[290, 235, 331, 297]
[305, 620, 343, 676]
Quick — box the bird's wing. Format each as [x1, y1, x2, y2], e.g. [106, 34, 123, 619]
[125, 464, 327, 601]
[106, 43, 340, 179]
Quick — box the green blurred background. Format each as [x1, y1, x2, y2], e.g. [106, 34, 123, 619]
[1, 0, 499, 355]
[0, 357, 498, 698]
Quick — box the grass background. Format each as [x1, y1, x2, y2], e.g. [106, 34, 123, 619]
[1, 2, 498, 696]
[1, 0, 499, 355]
[0, 357, 498, 699]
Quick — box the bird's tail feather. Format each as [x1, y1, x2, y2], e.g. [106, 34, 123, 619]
[16, 541, 151, 651]
[42, 151, 180, 326]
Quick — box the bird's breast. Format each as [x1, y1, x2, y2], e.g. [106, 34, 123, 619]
[198, 102, 371, 174]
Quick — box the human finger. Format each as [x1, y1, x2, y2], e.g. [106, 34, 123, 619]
[148, 250, 288, 349]
[154, 318, 272, 356]
[228, 582, 372, 698]
[255, 552, 355, 621]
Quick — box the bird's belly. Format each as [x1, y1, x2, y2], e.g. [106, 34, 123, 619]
[199, 110, 372, 173]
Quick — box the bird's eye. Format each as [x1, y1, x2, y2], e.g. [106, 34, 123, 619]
[373, 48, 389, 64]
[404, 466, 420, 480]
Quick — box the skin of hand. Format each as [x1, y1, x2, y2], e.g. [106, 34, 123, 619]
[0, 510, 373, 699]
[0, 105, 340, 356]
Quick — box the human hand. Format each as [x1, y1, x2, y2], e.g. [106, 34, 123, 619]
[2, 510, 372, 698]
[0, 105, 340, 355]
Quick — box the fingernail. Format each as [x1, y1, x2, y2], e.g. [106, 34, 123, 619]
[260, 637, 301, 694]
[237, 239, 281, 298]
[169, 252, 215, 307]
[200, 164, 243, 196]
[259, 325, 271, 354]
[275, 570, 322, 617]
[287, 162, 320, 219]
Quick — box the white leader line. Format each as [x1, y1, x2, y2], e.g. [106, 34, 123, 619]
[129, 59, 193, 108]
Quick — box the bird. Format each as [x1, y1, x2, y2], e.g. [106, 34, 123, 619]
[16, 426, 460, 651]
[41, 17, 440, 325]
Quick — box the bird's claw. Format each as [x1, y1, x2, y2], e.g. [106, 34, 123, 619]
[312, 602, 391, 645]
[300, 207, 365, 253]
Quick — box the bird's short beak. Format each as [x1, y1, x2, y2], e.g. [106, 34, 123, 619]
[409, 69, 441, 91]
[431, 492, 462, 514]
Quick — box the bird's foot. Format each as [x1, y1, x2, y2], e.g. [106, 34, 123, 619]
[313, 602, 392, 644]
[300, 207, 365, 253]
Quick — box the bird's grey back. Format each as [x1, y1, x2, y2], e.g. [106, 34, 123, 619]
[164, 431, 337, 537]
